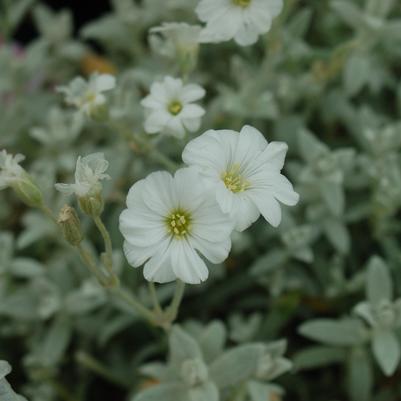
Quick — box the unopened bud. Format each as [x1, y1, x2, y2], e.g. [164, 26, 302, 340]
[58, 205, 83, 246]
[12, 174, 43, 208]
[78, 193, 104, 217]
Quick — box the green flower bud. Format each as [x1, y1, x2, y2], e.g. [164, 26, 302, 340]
[58, 205, 83, 246]
[78, 192, 104, 217]
[12, 174, 43, 208]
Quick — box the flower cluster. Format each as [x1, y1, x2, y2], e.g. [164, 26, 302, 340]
[120, 125, 298, 284]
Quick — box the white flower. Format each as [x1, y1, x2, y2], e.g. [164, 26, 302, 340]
[56, 73, 116, 116]
[196, 0, 283, 46]
[182, 125, 299, 231]
[141, 76, 205, 138]
[119, 167, 233, 284]
[0, 150, 26, 190]
[55, 153, 110, 197]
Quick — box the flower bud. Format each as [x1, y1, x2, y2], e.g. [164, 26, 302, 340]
[78, 193, 104, 217]
[58, 205, 83, 246]
[11, 174, 43, 208]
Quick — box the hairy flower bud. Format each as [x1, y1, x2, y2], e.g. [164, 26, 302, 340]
[11, 174, 44, 208]
[58, 205, 83, 246]
[78, 193, 104, 217]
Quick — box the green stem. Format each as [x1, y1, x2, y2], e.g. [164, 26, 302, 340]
[41, 205, 58, 224]
[93, 215, 114, 275]
[167, 280, 186, 322]
[112, 286, 156, 324]
[76, 351, 130, 389]
[149, 282, 163, 314]
[77, 243, 109, 287]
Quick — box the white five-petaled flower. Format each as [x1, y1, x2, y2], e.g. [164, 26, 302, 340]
[56, 73, 116, 117]
[182, 125, 299, 231]
[0, 150, 26, 190]
[55, 153, 110, 197]
[119, 167, 233, 284]
[196, 0, 283, 46]
[141, 76, 206, 138]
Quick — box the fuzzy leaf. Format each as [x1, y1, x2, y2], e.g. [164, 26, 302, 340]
[299, 319, 367, 346]
[372, 329, 401, 376]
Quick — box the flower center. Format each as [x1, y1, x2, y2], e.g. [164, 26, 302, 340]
[221, 164, 250, 193]
[232, 0, 252, 7]
[84, 91, 97, 104]
[168, 100, 183, 115]
[166, 209, 192, 238]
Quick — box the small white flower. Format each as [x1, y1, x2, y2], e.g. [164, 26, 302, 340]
[182, 125, 299, 231]
[141, 76, 205, 138]
[56, 73, 116, 116]
[55, 153, 110, 197]
[0, 150, 26, 190]
[196, 0, 283, 46]
[119, 167, 233, 284]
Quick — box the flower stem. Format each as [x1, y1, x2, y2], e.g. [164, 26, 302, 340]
[77, 243, 110, 287]
[93, 215, 114, 276]
[76, 351, 130, 389]
[148, 282, 163, 314]
[166, 280, 186, 322]
[111, 285, 156, 323]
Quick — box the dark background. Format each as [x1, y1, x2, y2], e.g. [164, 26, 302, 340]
[15, 0, 112, 42]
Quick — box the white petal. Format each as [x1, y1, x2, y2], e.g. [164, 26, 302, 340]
[163, 76, 183, 98]
[234, 125, 267, 174]
[180, 84, 206, 103]
[119, 209, 166, 248]
[173, 167, 205, 211]
[234, 23, 260, 46]
[93, 74, 116, 92]
[196, 0, 231, 22]
[141, 171, 177, 216]
[144, 111, 171, 134]
[180, 104, 205, 119]
[123, 241, 154, 267]
[249, 190, 282, 227]
[199, 8, 243, 43]
[165, 116, 186, 138]
[249, 171, 299, 206]
[192, 197, 234, 242]
[55, 183, 74, 195]
[254, 141, 288, 172]
[182, 118, 202, 133]
[143, 238, 176, 283]
[182, 129, 236, 174]
[230, 194, 260, 231]
[141, 94, 165, 109]
[189, 235, 231, 264]
[272, 174, 299, 206]
[171, 240, 209, 284]
[215, 181, 234, 214]
[149, 82, 169, 103]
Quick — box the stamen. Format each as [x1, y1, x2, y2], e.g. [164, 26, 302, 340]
[221, 164, 250, 193]
[166, 209, 192, 238]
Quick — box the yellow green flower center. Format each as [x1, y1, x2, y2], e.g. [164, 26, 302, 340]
[233, 0, 252, 7]
[221, 164, 250, 193]
[168, 100, 183, 115]
[166, 209, 192, 238]
[84, 91, 97, 104]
